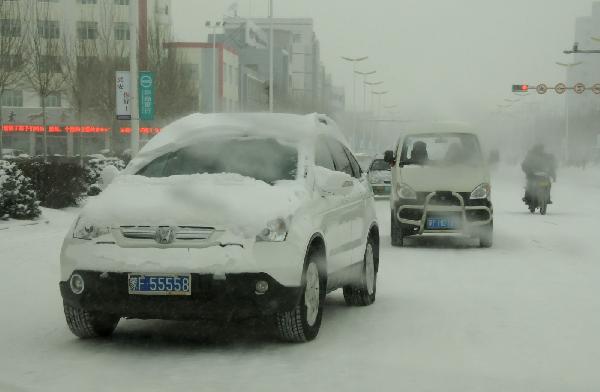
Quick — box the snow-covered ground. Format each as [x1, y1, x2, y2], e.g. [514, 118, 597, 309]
[1, 166, 599, 392]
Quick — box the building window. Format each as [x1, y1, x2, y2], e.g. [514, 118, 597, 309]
[77, 21, 98, 40]
[114, 0, 129, 4]
[0, 19, 21, 37]
[42, 92, 61, 108]
[0, 54, 22, 71]
[114, 22, 130, 40]
[37, 20, 60, 39]
[40, 55, 61, 73]
[293, 33, 302, 43]
[1, 90, 23, 107]
[78, 0, 97, 4]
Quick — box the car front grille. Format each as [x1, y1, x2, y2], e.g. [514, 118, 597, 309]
[120, 226, 215, 241]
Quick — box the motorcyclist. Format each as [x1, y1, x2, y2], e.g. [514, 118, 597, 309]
[521, 144, 557, 204]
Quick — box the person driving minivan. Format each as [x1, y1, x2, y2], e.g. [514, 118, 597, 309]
[410, 141, 429, 165]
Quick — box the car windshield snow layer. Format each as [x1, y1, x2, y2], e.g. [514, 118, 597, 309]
[400, 133, 483, 167]
[137, 136, 298, 184]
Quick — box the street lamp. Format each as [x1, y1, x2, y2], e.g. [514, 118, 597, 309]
[206, 21, 226, 113]
[341, 56, 368, 112]
[371, 90, 389, 117]
[364, 80, 383, 112]
[355, 70, 376, 113]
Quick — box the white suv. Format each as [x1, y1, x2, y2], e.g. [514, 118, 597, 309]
[60, 113, 379, 342]
[384, 124, 493, 247]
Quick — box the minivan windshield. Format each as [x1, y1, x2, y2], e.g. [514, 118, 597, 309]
[399, 133, 483, 166]
[137, 137, 298, 184]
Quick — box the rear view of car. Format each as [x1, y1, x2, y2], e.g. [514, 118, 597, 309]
[367, 158, 392, 197]
[385, 126, 493, 248]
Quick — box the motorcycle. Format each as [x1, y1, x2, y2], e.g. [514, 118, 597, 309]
[524, 172, 552, 215]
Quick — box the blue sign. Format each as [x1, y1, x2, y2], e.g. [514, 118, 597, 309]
[139, 71, 155, 121]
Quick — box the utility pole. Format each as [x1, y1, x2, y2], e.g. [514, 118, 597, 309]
[269, 0, 274, 112]
[129, 0, 140, 155]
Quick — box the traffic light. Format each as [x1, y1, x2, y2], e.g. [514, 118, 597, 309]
[512, 84, 529, 92]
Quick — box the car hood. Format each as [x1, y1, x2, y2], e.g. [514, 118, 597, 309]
[80, 174, 306, 238]
[369, 170, 392, 183]
[399, 164, 488, 192]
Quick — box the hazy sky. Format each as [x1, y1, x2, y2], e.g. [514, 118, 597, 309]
[172, 0, 596, 121]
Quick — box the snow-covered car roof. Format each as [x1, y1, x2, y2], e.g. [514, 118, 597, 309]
[126, 113, 348, 174]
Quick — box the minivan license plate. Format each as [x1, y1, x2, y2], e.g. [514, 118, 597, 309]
[128, 274, 191, 296]
[426, 217, 459, 230]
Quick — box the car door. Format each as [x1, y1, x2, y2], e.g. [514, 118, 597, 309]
[326, 138, 365, 270]
[343, 146, 372, 264]
[312, 137, 353, 275]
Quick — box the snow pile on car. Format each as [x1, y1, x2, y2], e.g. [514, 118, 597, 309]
[125, 112, 347, 174]
[81, 173, 306, 238]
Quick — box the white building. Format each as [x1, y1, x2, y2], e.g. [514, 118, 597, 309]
[0, 0, 172, 156]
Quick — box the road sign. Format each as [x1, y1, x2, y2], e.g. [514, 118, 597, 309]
[574, 83, 586, 94]
[536, 84, 548, 94]
[116, 71, 131, 120]
[592, 84, 600, 94]
[555, 83, 567, 94]
[139, 71, 155, 121]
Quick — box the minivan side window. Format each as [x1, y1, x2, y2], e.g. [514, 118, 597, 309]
[344, 147, 362, 179]
[315, 138, 336, 171]
[327, 139, 354, 177]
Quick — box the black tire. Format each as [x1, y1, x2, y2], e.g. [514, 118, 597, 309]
[479, 220, 494, 248]
[63, 304, 119, 339]
[540, 202, 547, 215]
[275, 248, 325, 343]
[529, 205, 536, 214]
[391, 211, 404, 247]
[343, 234, 378, 306]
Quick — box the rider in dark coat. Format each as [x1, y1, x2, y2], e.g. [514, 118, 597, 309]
[521, 144, 557, 203]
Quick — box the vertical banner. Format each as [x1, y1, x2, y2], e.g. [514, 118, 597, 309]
[139, 71, 155, 121]
[116, 71, 131, 120]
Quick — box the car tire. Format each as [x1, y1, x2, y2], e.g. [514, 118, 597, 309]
[275, 249, 325, 343]
[391, 211, 404, 247]
[479, 220, 493, 248]
[63, 304, 119, 339]
[343, 235, 378, 306]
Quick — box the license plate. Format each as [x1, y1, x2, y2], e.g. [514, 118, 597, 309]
[128, 273, 192, 296]
[426, 217, 460, 230]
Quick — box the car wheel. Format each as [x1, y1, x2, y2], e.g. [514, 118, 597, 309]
[275, 250, 325, 343]
[343, 235, 378, 306]
[63, 304, 119, 339]
[479, 220, 493, 248]
[391, 211, 404, 247]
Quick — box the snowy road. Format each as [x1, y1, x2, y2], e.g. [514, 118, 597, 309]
[1, 167, 600, 392]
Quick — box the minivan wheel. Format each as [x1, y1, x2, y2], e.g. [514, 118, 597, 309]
[275, 251, 325, 343]
[479, 220, 494, 248]
[63, 304, 119, 339]
[391, 211, 404, 247]
[343, 235, 377, 306]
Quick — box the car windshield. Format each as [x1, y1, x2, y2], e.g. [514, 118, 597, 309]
[137, 137, 298, 184]
[400, 133, 483, 166]
[370, 159, 390, 171]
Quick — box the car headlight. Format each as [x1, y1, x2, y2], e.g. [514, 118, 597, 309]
[256, 218, 288, 242]
[73, 217, 111, 240]
[470, 183, 491, 200]
[396, 183, 417, 200]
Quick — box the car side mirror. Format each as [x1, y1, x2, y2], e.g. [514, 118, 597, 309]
[384, 150, 395, 165]
[100, 165, 119, 190]
[315, 169, 354, 196]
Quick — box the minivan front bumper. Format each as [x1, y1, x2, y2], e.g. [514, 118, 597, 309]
[395, 191, 492, 234]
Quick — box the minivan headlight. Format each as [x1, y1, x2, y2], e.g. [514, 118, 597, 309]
[256, 218, 288, 242]
[396, 183, 417, 200]
[73, 217, 111, 240]
[470, 183, 491, 200]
